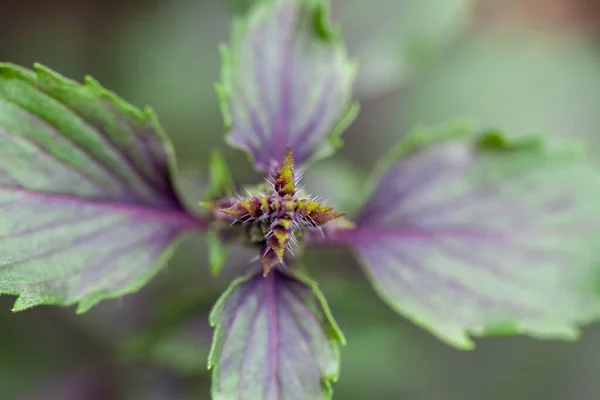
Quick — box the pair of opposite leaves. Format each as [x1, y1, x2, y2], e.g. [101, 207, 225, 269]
[1, 0, 600, 399]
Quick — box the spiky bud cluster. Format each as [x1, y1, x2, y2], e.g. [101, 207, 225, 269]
[221, 149, 345, 276]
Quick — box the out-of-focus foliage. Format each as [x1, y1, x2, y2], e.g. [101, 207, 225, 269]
[227, 0, 474, 98]
[332, 0, 473, 98]
[405, 33, 600, 161]
[3, 0, 600, 399]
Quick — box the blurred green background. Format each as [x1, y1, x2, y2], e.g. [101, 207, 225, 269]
[2, 0, 600, 398]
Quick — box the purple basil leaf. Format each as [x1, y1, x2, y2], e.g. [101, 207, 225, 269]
[218, 0, 358, 172]
[209, 269, 345, 399]
[0, 63, 206, 313]
[322, 124, 600, 349]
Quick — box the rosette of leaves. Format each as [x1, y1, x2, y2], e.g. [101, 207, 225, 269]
[2, 0, 600, 399]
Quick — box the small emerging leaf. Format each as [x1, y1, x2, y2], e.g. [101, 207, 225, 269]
[0, 63, 205, 312]
[322, 126, 600, 349]
[218, 149, 346, 273]
[206, 149, 235, 200]
[206, 230, 232, 276]
[274, 148, 296, 196]
[218, 0, 358, 172]
[209, 269, 345, 399]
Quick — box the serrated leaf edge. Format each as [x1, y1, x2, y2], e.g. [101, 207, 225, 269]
[217, 0, 359, 172]
[207, 269, 345, 398]
[0, 62, 203, 224]
[348, 121, 593, 349]
[0, 63, 205, 312]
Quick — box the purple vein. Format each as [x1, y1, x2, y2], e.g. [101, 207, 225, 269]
[292, 75, 337, 164]
[12, 86, 164, 202]
[249, 6, 277, 165]
[384, 243, 537, 316]
[0, 187, 206, 230]
[1, 98, 133, 194]
[0, 128, 117, 194]
[109, 227, 179, 292]
[270, 2, 299, 164]
[246, 28, 270, 146]
[416, 236, 525, 284]
[235, 288, 263, 398]
[265, 271, 281, 400]
[393, 158, 539, 223]
[105, 105, 166, 189]
[25, 226, 168, 290]
[0, 211, 106, 239]
[382, 158, 476, 225]
[282, 289, 318, 368]
[36, 87, 164, 197]
[0, 219, 131, 270]
[357, 249, 445, 322]
[71, 228, 172, 295]
[327, 221, 597, 246]
[242, 94, 269, 146]
[421, 236, 579, 299]
[216, 277, 260, 393]
[357, 158, 444, 223]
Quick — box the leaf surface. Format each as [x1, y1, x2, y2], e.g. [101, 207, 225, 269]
[219, 0, 357, 172]
[209, 269, 344, 399]
[0, 63, 205, 312]
[322, 127, 600, 348]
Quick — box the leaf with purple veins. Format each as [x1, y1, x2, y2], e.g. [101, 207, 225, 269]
[218, 0, 358, 172]
[0, 63, 206, 313]
[322, 124, 600, 349]
[209, 269, 345, 400]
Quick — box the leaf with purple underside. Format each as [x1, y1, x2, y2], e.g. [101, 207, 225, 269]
[0, 63, 205, 313]
[209, 269, 345, 400]
[218, 0, 358, 172]
[322, 125, 600, 349]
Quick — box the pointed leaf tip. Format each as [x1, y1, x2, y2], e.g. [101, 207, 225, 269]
[209, 270, 343, 399]
[221, 197, 262, 220]
[260, 248, 280, 276]
[219, 0, 357, 171]
[0, 63, 205, 311]
[274, 147, 296, 197]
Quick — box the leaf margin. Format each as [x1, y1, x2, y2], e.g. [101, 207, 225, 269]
[216, 0, 360, 172]
[0, 62, 205, 313]
[207, 268, 346, 398]
[347, 123, 596, 349]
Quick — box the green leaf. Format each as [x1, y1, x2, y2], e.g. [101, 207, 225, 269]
[223, 0, 473, 98]
[0, 63, 205, 312]
[218, 0, 358, 172]
[323, 126, 600, 349]
[206, 229, 231, 276]
[209, 269, 345, 399]
[206, 149, 235, 200]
